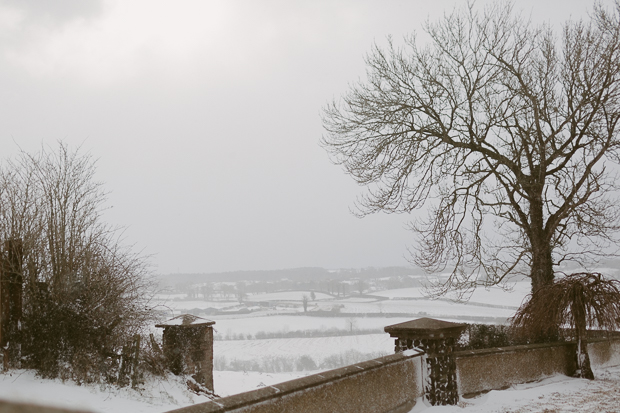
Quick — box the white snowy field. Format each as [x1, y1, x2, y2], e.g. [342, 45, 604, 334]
[213, 334, 394, 373]
[161, 284, 524, 327]
[157, 283, 526, 374]
[310, 299, 516, 318]
[374, 283, 531, 309]
[244, 291, 334, 301]
[212, 314, 412, 337]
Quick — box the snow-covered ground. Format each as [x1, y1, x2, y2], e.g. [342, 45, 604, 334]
[412, 365, 620, 412]
[2, 280, 619, 412]
[1, 366, 619, 412]
[0, 370, 213, 413]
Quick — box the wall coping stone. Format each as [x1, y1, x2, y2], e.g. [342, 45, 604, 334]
[155, 314, 215, 328]
[588, 336, 620, 343]
[454, 336, 620, 359]
[454, 341, 576, 359]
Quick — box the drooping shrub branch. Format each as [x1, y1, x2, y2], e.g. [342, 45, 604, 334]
[511, 272, 620, 379]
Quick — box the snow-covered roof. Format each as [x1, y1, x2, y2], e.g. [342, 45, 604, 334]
[155, 314, 215, 328]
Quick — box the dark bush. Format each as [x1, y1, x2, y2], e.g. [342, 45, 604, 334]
[1, 144, 155, 384]
[456, 324, 514, 350]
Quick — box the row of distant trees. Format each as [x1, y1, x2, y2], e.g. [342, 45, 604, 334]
[174, 276, 422, 301]
[0, 144, 154, 382]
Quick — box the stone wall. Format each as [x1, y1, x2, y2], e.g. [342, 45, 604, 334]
[455, 338, 620, 397]
[0, 400, 91, 413]
[167, 351, 424, 413]
[3, 325, 619, 413]
[588, 337, 620, 368]
[455, 342, 576, 396]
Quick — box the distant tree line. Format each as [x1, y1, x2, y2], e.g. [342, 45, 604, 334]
[163, 266, 419, 285]
[172, 274, 424, 301]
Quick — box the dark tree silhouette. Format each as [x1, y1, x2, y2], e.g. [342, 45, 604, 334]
[511, 272, 620, 379]
[0, 143, 154, 382]
[322, 1, 620, 298]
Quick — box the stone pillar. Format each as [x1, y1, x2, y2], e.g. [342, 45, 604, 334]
[156, 314, 215, 392]
[384, 317, 466, 406]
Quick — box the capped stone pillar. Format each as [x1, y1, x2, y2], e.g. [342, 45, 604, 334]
[156, 314, 216, 392]
[385, 317, 466, 406]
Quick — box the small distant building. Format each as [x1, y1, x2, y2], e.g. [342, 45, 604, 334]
[156, 314, 215, 392]
[202, 307, 220, 315]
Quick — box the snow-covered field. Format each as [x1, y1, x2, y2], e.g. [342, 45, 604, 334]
[2, 279, 619, 412]
[213, 334, 393, 373]
[213, 314, 412, 337]
[374, 283, 531, 308]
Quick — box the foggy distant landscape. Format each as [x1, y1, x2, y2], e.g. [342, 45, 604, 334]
[151, 263, 620, 395]
[2, 263, 619, 411]
[2, 0, 619, 412]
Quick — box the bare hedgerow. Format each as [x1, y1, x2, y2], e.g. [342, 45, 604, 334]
[0, 143, 156, 384]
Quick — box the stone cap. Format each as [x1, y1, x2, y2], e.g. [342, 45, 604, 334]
[155, 314, 215, 328]
[384, 317, 466, 339]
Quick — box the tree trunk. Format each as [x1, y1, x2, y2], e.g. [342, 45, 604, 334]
[577, 336, 594, 379]
[530, 240, 554, 294]
[573, 300, 594, 379]
[529, 190, 554, 294]
[530, 225, 554, 294]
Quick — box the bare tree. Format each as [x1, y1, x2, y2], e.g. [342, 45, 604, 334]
[0, 143, 154, 382]
[201, 282, 214, 300]
[322, 1, 620, 298]
[355, 279, 366, 296]
[235, 282, 246, 303]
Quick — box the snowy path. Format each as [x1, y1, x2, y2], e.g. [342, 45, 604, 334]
[412, 366, 620, 413]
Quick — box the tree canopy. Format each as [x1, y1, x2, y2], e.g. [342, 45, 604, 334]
[322, 1, 620, 298]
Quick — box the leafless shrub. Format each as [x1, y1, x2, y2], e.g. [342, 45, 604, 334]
[0, 143, 156, 383]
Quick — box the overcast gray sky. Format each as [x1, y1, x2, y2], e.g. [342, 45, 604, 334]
[0, 0, 598, 274]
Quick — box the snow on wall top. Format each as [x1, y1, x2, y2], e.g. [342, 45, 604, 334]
[155, 314, 215, 328]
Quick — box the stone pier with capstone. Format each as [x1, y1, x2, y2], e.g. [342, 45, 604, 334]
[384, 317, 466, 405]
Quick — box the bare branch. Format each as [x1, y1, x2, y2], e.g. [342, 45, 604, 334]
[322, 1, 620, 297]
